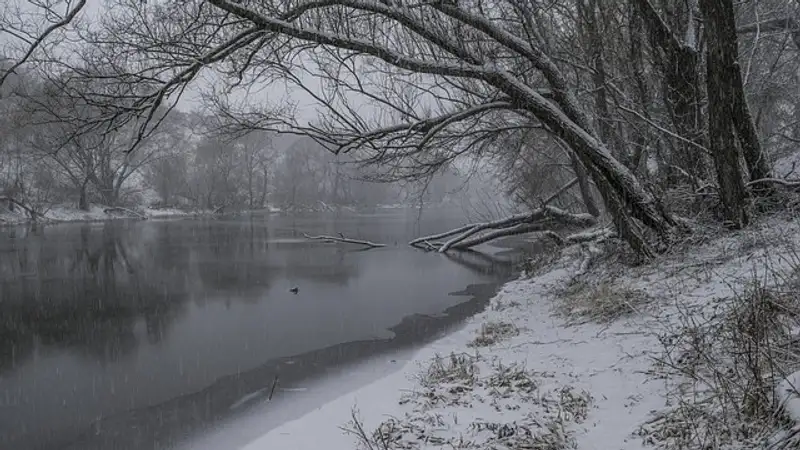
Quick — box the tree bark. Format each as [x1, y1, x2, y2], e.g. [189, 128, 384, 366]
[730, 60, 772, 185]
[568, 151, 600, 217]
[632, 0, 707, 185]
[700, 0, 750, 228]
[78, 179, 90, 211]
[580, 0, 626, 166]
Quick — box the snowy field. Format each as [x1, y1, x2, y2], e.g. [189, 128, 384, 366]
[198, 211, 800, 450]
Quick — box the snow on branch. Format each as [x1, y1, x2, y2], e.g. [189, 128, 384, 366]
[0, 0, 88, 89]
[746, 178, 800, 189]
[545, 227, 616, 246]
[326, 100, 517, 153]
[303, 233, 386, 248]
[409, 224, 476, 246]
[207, 0, 489, 80]
[411, 206, 597, 253]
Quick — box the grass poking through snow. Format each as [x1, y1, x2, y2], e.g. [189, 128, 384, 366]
[468, 321, 520, 348]
[344, 351, 591, 450]
[642, 267, 800, 450]
[556, 281, 653, 324]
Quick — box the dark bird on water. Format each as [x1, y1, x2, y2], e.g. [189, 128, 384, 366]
[289, 287, 299, 294]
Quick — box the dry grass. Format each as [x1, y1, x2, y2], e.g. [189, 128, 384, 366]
[417, 352, 477, 388]
[522, 246, 563, 277]
[641, 268, 800, 450]
[343, 352, 591, 450]
[556, 281, 653, 324]
[468, 321, 520, 348]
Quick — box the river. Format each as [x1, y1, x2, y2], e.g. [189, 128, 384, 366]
[0, 208, 517, 450]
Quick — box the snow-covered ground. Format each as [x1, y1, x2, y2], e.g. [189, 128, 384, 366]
[199, 211, 800, 450]
[0, 203, 233, 225]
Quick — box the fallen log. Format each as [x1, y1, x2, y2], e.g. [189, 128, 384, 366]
[449, 222, 548, 250]
[104, 206, 148, 219]
[410, 206, 597, 253]
[303, 233, 386, 248]
[545, 227, 616, 246]
[409, 223, 485, 247]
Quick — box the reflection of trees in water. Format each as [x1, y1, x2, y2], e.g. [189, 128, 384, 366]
[0, 217, 369, 376]
[0, 223, 189, 375]
[443, 248, 516, 277]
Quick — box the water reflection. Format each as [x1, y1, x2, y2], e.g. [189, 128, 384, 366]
[0, 211, 515, 450]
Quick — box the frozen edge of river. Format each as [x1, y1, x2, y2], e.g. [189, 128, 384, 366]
[229, 212, 800, 450]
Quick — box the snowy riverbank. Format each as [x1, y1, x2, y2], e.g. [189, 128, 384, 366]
[0, 204, 214, 226]
[0, 202, 420, 227]
[222, 211, 800, 450]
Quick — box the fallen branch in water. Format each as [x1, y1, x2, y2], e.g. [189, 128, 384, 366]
[408, 224, 476, 246]
[103, 206, 148, 219]
[268, 375, 279, 401]
[411, 206, 597, 253]
[303, 233, 386, 248]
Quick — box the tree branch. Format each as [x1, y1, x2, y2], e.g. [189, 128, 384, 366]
[0, 0, 88, 89]
[303, 233, 386, 248]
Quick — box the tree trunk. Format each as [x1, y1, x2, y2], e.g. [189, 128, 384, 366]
[632, 0, 707, 185]
[664, 48, 706, 184]
[78, 179, 90, 211]
[580, 0, 628, 167]
[729, 56, 772, 186]
[628, 3, 653, 173]
[259, 168, 268, 207]
[569, 152, 600, 217]
[700, 0, 750, 228]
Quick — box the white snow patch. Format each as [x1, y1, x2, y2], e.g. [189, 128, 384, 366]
[777, 371, 800, 423]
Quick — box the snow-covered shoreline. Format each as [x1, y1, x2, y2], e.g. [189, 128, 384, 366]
[0, 202, 420, 228]
[0, 204, 214, 227]
[225, 212, 800, 450]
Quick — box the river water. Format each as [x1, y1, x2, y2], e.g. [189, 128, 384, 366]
[0, 209, 517, 450]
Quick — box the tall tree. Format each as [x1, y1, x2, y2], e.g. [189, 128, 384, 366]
[699, 0, 752, 227]
[632, 0, 707, 185]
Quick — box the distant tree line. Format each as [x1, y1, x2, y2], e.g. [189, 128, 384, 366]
[0, 68, 455, 213]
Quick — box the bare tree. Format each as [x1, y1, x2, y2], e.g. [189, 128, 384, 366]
[0, 0, 87, 90]
[12, 0, 792, 252]
[59, 0, 688, 255]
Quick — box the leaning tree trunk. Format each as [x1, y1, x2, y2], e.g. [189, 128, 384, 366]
[491, 76, 679, 252]
[700, 0, 750, 228]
